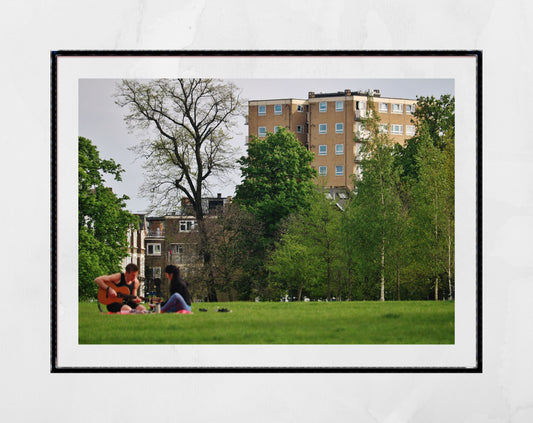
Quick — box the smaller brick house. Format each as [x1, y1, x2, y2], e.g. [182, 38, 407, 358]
[143, 194, 231, 300]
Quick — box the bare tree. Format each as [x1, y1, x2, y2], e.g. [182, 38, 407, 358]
[115, 78, 244, 301]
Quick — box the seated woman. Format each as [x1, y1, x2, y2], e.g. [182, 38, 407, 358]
[159, 265, 192, 313]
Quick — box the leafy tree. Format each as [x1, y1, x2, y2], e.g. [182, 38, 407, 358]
[78, 136, 138, 299]
[267, 232, 317, 301]
[234, 127, 317, 297]
[410, 131, 454, 300]
[115, 79, 244, 301]
[201, 202, 265, 300]
[395, 95, 455, 184]
[268, 189, 343, 301]
[235, 127, 317, 237]
[350, 98, 405, 301]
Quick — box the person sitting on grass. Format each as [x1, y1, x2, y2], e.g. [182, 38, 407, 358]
[158, 265, 192, 313]
[94, 263, 147, 314]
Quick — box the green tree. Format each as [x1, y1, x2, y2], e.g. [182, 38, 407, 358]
[395, 94, 455, 300]
[395, 95, 455, 184]
[350, 98, 405, 301]
[78, 136, 138, 300]
[234, 127, 317, 298]
[268, 189, 343, 301]
[267, 232, 317, 301]
[235, 127, 317, 237]
[115, 78, 244, 301]
[410, 131, 454, 300]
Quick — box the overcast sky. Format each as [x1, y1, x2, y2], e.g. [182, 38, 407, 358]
[79, 78, 454, 214]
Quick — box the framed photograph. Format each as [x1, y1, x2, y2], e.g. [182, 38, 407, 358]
[52, 51, 481, 372]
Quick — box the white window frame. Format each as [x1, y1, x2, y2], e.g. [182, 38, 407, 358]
[258, 105, 266, 116]
[274, 126, 280, 134]
[318, 166, 327, 176]
[274, 104, 282, 115]
[379, 123, 388, 134]
[258, 127, 266, 137]
[147, 243, 161, 256]
[335, 144, 344, 155]
[406, 125, 416, 136]
[319, 124, 327, 134]
[297, 125, 303, 133]
[335, 101, 344, 112]
[319, 102, 327, 112]
[297, 104, 304, 112]
[391, 103, 403, 114]
[180, 220, 197, 232]
[335, 165, 344, 176]
[335, 122, 344, 133]
[319, 145, 327, 156]
[391, 124, 403, 135]
[406, 104, 415, 114]
[379, 103, 388, 113]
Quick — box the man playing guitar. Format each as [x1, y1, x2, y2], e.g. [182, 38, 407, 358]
[94, 263, 147, 313]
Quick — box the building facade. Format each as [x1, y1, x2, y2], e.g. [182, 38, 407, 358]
[248, 89, 417, 190]
[142, 194, 231, 299]
[121, 214, 147, 295]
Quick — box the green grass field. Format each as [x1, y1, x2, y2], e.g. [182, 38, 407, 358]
[79, 300, 454, 344]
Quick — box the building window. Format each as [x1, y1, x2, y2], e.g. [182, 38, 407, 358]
[335, 123, 344, 133]
[147, 243, 161, 256]
[335, 165, 344, 176]
[319, 145, 327, 156]
[391, 124, 403, 135]
[319, 124, 327, 134]
[406, 104, 415, 114]
[335, 144, 344, 155]
[336, 101, 344, 112]
[391, 103, 403, 114]
[379, 103, 388, 113]
[152, 267, 161, 279]
[180, 220, 197, 232]
[258, 127, 266, 137]
[297, 125, 303, 133]
[297, 104, 305, 112]
[319, 102, 327, 112]
[379, 123, 388, 134]
[274, 104, 282, 115]
[406, 125, 416, 136]
[274, 126, 280, 134]
[319, 166, 327, 176]
[258, 105, 266, 116]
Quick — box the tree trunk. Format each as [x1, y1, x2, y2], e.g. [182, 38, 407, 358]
[380, 236, 385, 301]
[197, 218, 218, 302]
[448, 219, 453, 300]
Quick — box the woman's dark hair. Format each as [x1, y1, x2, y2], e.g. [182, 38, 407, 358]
[164, 265, 179, 279]
[165, 264, 191, 305]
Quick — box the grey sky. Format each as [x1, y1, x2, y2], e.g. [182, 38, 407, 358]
[78, 78, 454, 214]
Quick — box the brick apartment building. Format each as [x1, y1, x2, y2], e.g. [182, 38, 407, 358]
[248, 89, 417, 191]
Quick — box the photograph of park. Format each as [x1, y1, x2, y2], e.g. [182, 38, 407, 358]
[77, 76, 456, 345]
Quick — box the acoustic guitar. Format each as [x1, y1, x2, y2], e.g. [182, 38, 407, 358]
[98, 282, 161, 306]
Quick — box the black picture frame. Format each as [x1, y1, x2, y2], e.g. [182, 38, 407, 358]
[51, 50, 482, 373]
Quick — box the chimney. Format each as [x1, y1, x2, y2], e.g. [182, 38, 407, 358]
[308, 91, 315, 98]
[344, 89, 352, 96]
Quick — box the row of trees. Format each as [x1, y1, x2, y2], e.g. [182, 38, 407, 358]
[262, 96, 455, 301]
[200, 95, 454, 301]
[79, 79, 454, 302]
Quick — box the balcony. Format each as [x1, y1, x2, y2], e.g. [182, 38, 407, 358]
[146, 230, 165, 238]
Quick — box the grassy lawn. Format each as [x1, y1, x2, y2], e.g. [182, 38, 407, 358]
[79, 300, 454, 345]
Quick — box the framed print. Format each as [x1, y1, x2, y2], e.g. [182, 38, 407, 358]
[51, 51, 481, 372]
